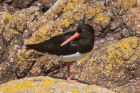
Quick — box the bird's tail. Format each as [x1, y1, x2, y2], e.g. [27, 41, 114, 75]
[26, 44, 38, 50]
[25, 43, 46, 53]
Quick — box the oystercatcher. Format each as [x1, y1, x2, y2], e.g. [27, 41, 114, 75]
[26, 24, 95, 83]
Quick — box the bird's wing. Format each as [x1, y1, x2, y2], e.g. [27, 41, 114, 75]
[36, 31, 78, 56]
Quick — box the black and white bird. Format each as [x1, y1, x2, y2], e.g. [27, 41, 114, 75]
[26, 24, 95, 83]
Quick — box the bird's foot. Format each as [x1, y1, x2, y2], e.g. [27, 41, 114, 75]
[67, 77, 79, 84]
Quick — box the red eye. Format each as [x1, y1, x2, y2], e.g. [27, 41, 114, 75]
[82, 28, 85, 32]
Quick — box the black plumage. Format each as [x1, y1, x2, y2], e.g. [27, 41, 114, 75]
[26, 31, 77, 56]
[26, 24, 95, 56]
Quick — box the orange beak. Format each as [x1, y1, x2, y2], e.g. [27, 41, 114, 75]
[60, 32, 80, 46]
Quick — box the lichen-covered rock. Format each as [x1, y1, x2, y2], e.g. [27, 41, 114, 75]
[0, 6, 42, 84]
[69, 36, 140, 90]
[0, 0, 140, 93]
[125, 7, 140, 37]
[0, 76, 114, 93]
[0, 0, 57, 13]
[113, 77, 140, 93]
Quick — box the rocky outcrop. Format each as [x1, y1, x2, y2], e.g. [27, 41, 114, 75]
[0, 0, 57, 13]
[0, 76, 114, 93]
[0, 0, 140, 92]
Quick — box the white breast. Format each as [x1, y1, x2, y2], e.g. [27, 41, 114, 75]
[46, 52, 90, 62]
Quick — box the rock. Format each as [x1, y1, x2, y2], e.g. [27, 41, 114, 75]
[0, 34, 7, 62]
[69, 36, 140, 91]
[0, 0, 140, 93]
[0, 76, 114, 93]
[113, 77, 140, 93]
[0, 0, 57, 13]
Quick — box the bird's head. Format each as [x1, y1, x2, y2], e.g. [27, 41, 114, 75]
[60, 24, 94, 46]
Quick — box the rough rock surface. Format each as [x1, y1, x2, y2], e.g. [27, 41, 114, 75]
[0, 0, 57, 13]
[0, 0, 140, 93]
[0, 76, 114, 93]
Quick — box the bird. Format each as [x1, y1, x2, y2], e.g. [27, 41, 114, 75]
[26, 24, 95, 84]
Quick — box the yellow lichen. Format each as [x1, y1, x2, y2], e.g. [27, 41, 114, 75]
[97, 37, 139, 77]
[65, 12, 72, 18]
[84, 5, 87, 11]
[96, 8, 101, 13]
[83, 87, 90, 93]
[119, 0, 138, 9]
[70, 89, 80, 93]
[86, 8, 101, 19]
[0, 77, 54, 93]
[8, 80, 32, 92]
[105, 63, 113, 71]
[96, 13, 110, 23]
[93, 74, 98, 82]
[73, 12, 80, 20]
[25, 39, 33, 44]
[59, 1, 63, 6]
[67, 2, 74, 10]
[40, 27, 47, 39]
[61, 19, 70, 27]
[6, 13, 13, 22]
[42, 78, 54, 85]
[73, 0, 78, 3]
[117, 59, 124, 65]
[78, 55, 89, 63]
[1, 85, 9, 91]
[107, 46, 116, 62]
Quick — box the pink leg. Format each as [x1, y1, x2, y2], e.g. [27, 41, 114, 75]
[67, 62, 79, 84]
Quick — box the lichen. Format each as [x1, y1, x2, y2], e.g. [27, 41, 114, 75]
[40, 27, 47, 39]
[86, 7, 102, 19]
[67, 2, 74, 10]
[5, 13, 13, 22]
[61, 19, 71, 27]
[96, 13, 110, 23]
[98, 37, 139, 77]
[0, 76, 114, 93]
[0, 77, 54, 93]
[117, 0, 138, 9]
